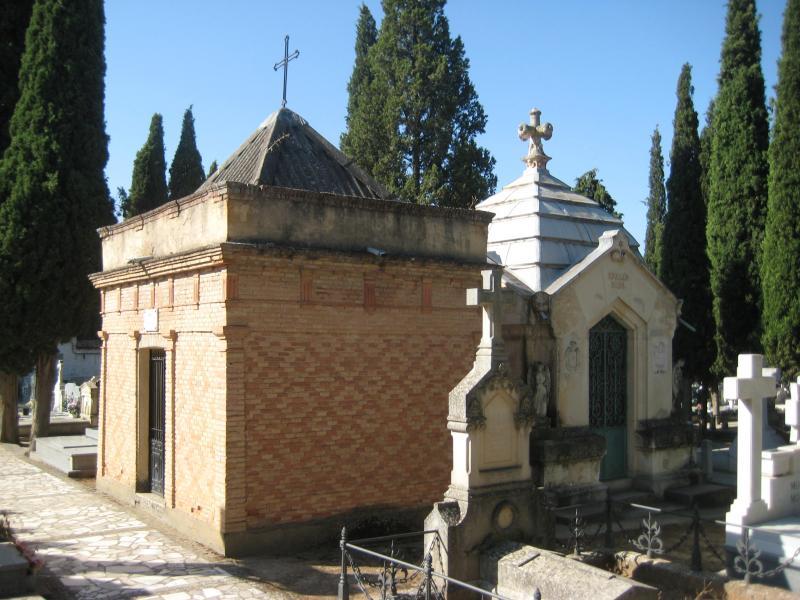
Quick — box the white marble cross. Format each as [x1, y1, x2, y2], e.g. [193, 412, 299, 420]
[724, 354, 776, 524]
[466, 269, 515, 370]
[786, 377, 800, 443]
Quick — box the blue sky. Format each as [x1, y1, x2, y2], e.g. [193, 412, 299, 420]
[105, 1, 785, 246]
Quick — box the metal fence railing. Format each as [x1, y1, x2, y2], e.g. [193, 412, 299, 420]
[337, 527, 542, 600]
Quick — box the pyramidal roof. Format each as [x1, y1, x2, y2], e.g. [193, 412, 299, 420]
[476, 108, 640, 292]
[198, 107, 390, 199]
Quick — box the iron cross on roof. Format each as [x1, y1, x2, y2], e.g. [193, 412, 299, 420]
[273, 35, 300, 108]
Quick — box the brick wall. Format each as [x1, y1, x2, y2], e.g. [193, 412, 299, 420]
[225, 251, 480, 530]
[95, 245, 482, 542]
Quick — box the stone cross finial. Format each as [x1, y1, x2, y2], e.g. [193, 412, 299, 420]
[466, 269, 515, 370]
[518, 108, 553, 169]
[724, 354, 775, 524]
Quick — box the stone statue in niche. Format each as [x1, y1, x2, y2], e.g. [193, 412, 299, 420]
[564, 340, 579, 374]
[527, 362, 550, 419]
[530, 291, 550, 323]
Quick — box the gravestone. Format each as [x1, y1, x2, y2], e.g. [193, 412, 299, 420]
[725, 359, 800, 590]
[425, 268, 540, 584]
[724, 354, 775, 526]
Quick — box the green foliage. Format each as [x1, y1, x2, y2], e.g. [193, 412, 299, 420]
[340, 4, 381, 174]
[168, 106, 204, 200]
[699, 100, 715, 208]
[207, 160, 217, 178]
[341, 0, 496, 208]
[707, 0, 770, 378]
[573, 169, 621, 218]
[0, 0, 114, 374]
[762, 0, 800, 378]
[0, 0, 33, 156]
[661, 64, 714, 383]
[643, 127, 666, 274]
[126, 113, 167, 218]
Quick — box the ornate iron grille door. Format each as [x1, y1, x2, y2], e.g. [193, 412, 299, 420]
[589, 315, 627, 480]
[148, 349, 166, 496]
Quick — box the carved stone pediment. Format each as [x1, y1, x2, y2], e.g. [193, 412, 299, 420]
[451, 363, 534, 431]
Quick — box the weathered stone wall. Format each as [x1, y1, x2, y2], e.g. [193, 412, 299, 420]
[98, 183, 491, 271]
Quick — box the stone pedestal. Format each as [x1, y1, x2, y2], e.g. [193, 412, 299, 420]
[79, 377, 99, 427]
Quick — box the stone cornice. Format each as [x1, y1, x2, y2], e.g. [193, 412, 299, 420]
[89, 245, 225, 288]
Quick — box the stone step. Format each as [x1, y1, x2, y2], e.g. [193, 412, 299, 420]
[0, 541, 35, 598]
[31, 435, 97, 478]
[664, 483, 735, 508]
[84, 427, 99, 441]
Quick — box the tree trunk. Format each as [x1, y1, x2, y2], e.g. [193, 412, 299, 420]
[29, 351, 56, 451]
[0, 371, 19, 444]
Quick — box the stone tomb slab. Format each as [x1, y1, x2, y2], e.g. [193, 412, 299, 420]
[480, 541, 658, 600]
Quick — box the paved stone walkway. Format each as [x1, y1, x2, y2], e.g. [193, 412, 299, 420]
[0, 446, 287, 599]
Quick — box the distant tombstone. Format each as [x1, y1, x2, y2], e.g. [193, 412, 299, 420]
[80, 377, 99, 427]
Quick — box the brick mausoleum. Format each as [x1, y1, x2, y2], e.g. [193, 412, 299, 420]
[90, 108, 490, 555]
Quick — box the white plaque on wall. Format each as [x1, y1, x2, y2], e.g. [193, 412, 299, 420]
[143, 308, 159, 333]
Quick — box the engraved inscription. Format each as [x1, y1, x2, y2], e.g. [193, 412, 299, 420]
[608, 272, 629, 289]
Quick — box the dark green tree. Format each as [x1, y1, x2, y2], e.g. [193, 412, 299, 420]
[699, 100, 715, 208]
[0, 0, 34, 156]
[207, 160, 217, 178]
[168, 106, 204, 200]
[643, 127, 666, 274]
[343, 0, 496, 207]
[126, 113, 167, 218]
[0, 0, 33, 443]
[340, 4, 381, 174]
[707, 0, 770, 378]
[0, 0, 114, 446]
[661, 64, 714, 385]
[573, 168, 621, 218]
[762, 0, 800, 377]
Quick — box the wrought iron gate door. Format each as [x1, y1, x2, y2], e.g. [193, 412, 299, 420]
[589, 316, 627, 480]
[148, 349, 166, 495]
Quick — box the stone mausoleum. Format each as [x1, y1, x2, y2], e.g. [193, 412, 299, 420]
[480, 109, 690, 504]
[90, 108, 489, 555]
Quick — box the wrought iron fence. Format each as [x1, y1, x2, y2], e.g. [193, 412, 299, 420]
[337, 527, 541, 600]
[545, 496, 800, 585]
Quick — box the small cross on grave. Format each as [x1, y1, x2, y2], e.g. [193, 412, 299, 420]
[724, 354, 776, 524]
[518, 108, 553, 169]
[273, 35, 300, 108]
[466, 269, 515, 370]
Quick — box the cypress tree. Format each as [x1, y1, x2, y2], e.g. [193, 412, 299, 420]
[126, 113, 167, 218]
[345, 0, 496, 207]
[168, 106, 204, 200]
[340, 4, 381, 174]
[0, 0, 114, 445]
[207, 160, 217, 178]
[707, 0, 770, 378]
[573, 168, 622, 218]
[643, 127, 666, 275]
[699, 100, 715, 208]
[661, 64, 714, 384]
[0, 0, 34, 156]
[0, 0, 33, 443]
[762, 0, 800, 377]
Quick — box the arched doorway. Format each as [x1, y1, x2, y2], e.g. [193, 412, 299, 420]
[589, 315, 627, 480]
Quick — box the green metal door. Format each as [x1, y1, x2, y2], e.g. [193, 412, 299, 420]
[589, 315, 627, 480]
